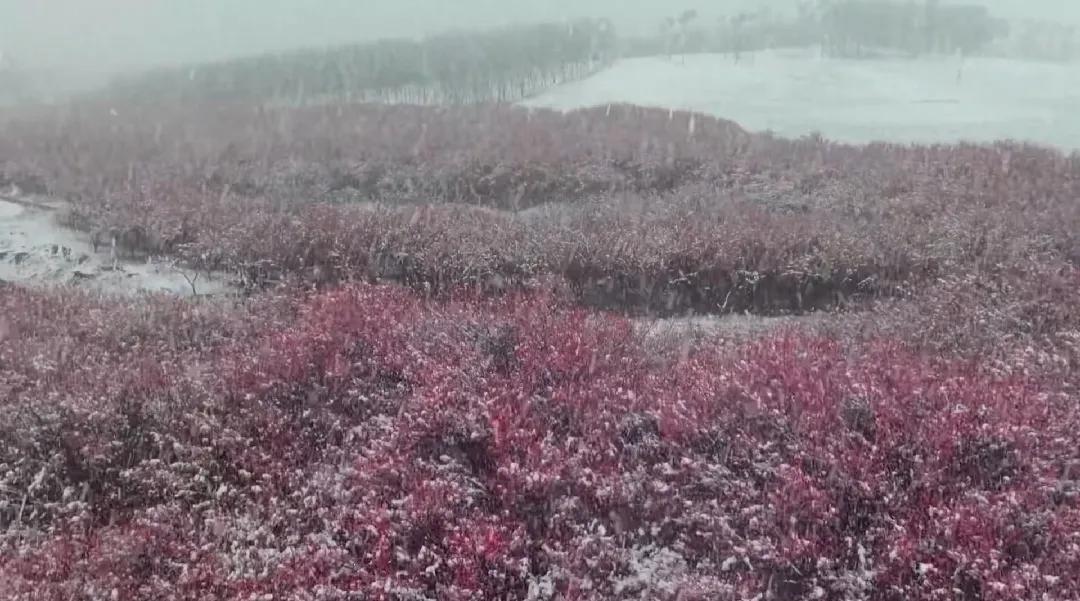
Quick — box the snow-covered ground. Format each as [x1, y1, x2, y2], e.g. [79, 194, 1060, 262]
[0, 195, 235, 297]
[523, 49, 1080, 149]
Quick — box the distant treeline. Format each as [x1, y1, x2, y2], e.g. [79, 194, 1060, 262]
[621, 8, 819, 58]
[989, 19, 1080, 62]
[626, 1, 1009, 60]
[96, 5, 1071, 108]
[105, 18, 616, 105]
[820, 1, 1006, 58]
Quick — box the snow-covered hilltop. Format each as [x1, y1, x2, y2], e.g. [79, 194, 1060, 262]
[523, 48, 1080, 149]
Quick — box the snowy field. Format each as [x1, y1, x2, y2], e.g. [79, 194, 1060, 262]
[523, 49, 1080, 150]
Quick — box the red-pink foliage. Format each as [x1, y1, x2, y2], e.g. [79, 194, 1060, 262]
[2, 284, 1078, 599]
[2, 100, 1079, 599]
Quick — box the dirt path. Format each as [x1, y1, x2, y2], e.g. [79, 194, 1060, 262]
[0, 195, 236, 297]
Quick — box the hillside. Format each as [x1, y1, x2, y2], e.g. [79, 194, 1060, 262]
[524, 49, 1080, 148]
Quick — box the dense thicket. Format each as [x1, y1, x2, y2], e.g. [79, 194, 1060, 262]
[3, 101, 1078, 318]
[2, 282, 1079, 600]
[103, 19, 616, 105]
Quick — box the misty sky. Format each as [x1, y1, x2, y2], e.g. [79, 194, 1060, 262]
[0, 0, 1076, 78]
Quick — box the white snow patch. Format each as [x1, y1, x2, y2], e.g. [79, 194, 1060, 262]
[0, 196, 236, 297]
[523, 49, 1080, 149]
[613, 545, 688, 597]
[0, 200, 24, 219]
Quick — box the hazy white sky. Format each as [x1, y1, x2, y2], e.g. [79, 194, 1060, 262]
[0, 0, 1074, 77]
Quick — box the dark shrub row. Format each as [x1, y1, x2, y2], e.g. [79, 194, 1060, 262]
[2, 102, 1078, 316]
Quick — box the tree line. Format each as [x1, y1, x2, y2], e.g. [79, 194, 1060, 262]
[625, 2, 1010, 61]
[95, 4, 1064, 108]
[820, 1, 1007, 58]
[104, 18, 617, 105]
[990, 18, 1079, 62]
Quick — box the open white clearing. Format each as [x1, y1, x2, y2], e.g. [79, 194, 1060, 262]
[0, 196, 235, 297]
[523, 49, 1080, 149]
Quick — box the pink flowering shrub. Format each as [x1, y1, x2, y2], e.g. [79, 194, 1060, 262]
[2, 283, 1078, 600]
